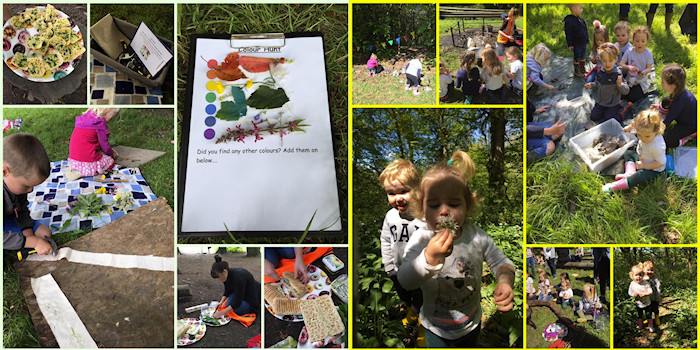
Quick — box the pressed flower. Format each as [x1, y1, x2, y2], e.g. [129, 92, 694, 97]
[246, 79, 253, 88]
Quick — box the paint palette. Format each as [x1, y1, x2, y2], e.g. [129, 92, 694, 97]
[264, 264, 332, 322]
[297, 325, 344, 348]
[177, 318, 206, 346]
[200, 302, 231, 327]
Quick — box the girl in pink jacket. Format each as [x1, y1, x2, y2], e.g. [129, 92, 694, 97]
[367, 53, 378, 76]
[66, 108, 120, 180]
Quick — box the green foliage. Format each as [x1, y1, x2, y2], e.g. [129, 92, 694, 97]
[352, 4, 436, 63]
[527, 158, 696, 244]
[3, 266, 38, 348]
[216, 101, 247, 121]
[68, 193, 107, 218]
[527, 4, 696, 97]
[355, 235, 410, 348]
[245, 86, 290, 109]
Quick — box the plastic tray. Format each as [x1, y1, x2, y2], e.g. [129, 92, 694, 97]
[569, 118, 636, 173]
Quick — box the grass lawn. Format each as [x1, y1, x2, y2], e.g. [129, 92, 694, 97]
[90, 4, 175, 104]
[527, 265, 610, 349]
[527, 4, 697, 97]
[527, 158, 696, 244]
[177, 4, 348, 243]
[2, 108, 174, 348]
[352, 62, 437, 105]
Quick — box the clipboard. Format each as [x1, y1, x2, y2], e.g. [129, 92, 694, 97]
[179, 32, 343, 237]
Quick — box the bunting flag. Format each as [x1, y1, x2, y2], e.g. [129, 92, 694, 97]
[355, 27, 428, 51]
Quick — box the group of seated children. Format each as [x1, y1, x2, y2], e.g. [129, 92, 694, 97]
[440, 46, 523, 104]
[628, 261, 662, 332]
[526, 270, 602, 323]
[378, 155, 515, 347]
[526, 4, 696, 182]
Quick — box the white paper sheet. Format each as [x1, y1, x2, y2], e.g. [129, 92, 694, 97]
[26, 248, 175, 271]
[674, 147, 697, 179]
[130, 22, 173, 76]
[31, 274, 98, 348]
[181, 36, 341, 233]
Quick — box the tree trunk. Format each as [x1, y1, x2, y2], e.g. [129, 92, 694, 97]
[246, 247, 260, 257]
[527, 300, 581, 332]
[390, 111, 406, 158]
[488, 109, 507, 199]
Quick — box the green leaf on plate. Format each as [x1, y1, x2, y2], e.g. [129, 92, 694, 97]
[245, 85, 289, 109]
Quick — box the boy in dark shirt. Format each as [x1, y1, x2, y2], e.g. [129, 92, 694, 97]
[564, 4, 589, 78]
[3, 133, 53, 256]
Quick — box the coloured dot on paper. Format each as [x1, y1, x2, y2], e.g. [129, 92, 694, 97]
[205, 92, 216, 103]
[205, 116, 216, 127]
[204, 129, 215, 140]
[205, 104, 216, 115]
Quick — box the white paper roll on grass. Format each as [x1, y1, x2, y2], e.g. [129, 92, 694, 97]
[31, 274, 98, 348]
[26, 248, 175, 271]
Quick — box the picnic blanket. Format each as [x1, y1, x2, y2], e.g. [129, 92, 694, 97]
[530, 55, 658, 174]
[27, 160, 157, 233]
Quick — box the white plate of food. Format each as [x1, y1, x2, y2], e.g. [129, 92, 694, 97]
[264, 264, 332, 322]
[3, 5, 85, 82]
[177, 318, 206, 346]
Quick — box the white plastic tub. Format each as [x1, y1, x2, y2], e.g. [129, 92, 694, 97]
[569, 118, 636, 173]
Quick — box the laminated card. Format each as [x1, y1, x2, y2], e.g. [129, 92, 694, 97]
[180, 33, 342, 235]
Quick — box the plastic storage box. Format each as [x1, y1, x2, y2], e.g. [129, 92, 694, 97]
[569, 118, 636, 173]
[90, 17, 172, 89]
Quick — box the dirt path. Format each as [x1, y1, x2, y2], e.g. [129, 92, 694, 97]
[632, 296, 683, 347]
[177, 251, 261, 348]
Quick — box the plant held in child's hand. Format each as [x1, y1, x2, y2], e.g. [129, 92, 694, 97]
[436, 215, 459, 238]
[424, 228, 454, 266]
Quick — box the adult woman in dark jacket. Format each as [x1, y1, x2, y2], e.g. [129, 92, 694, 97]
[211, 255, 261, 317]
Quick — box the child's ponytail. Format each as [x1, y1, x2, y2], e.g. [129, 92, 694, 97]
[449, 150, 475, 182]
[632, 108, 666, 136]
[661, 64, 686, 103]
[527, 43, 552, 67]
